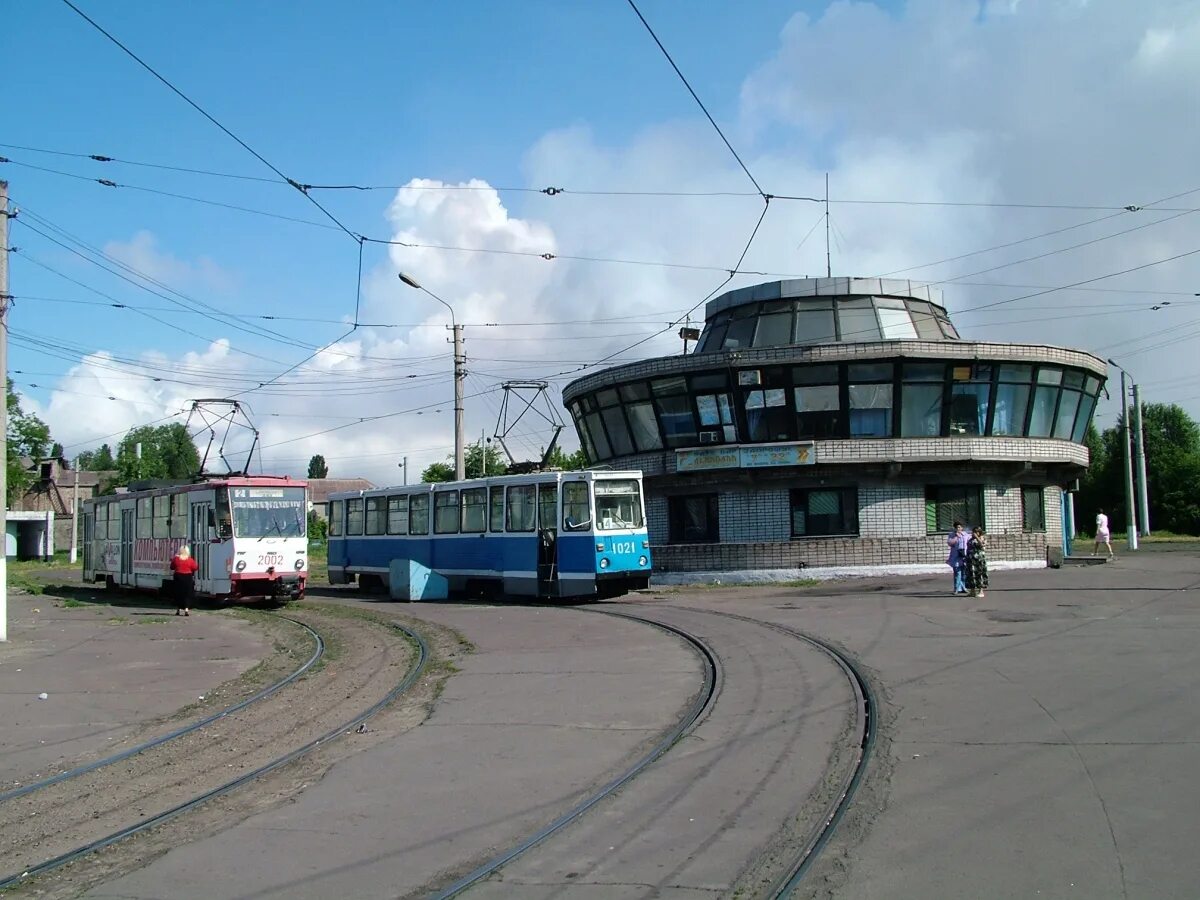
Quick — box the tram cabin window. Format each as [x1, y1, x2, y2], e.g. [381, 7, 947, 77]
[562, 482, 591, 531]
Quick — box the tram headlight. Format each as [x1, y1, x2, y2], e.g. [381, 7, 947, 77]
[639, 556, 648, 567]
[294, 558, 305, 571]
[235, 560, 247, 572]
[599, 557, 610, 569]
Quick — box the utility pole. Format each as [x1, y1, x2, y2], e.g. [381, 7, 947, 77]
[69, 464, 80, 564]
[1133, 384, 1150, 536]
[399, 456, 407, 486]
[1119, 369, 1139, 551]
[452, 322, 465, 481]
[824, 172, 832, 278]
[1, 180, 10, 641]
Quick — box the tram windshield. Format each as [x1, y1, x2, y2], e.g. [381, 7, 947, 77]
[595, 479, 644, 530]
[230, 487, 307, 539]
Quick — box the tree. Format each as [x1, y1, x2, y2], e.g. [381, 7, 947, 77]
[420, 461, 455, 484]
[307, 510, 328, 542]
[113, 423, 201, 485]
[307, 454, 329, 479]
[467, 441, 508, 478]
[77, 443, 116, 471]
[543, 445, 588, 471]
[6, 379, 54, 504]
[51, 442, 64, 459]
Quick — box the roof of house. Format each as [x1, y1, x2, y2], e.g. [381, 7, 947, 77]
[307, 478, 375, 503]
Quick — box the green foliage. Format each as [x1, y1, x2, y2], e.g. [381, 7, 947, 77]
[6, 379, 54, 504]
[467, 441, 508, 477]
[420, 461, 455, 483]
[307, 510, 328, 542]
[1076, 403, 1200, 536]
[543, 445, 588, 471]
[113, 423, 201, 486]
[307, 454, 329, 479]
[77, 443, 116, 471]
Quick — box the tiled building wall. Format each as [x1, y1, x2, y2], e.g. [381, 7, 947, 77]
[719, 489, 791, 542]
[858, 483, 925, 538]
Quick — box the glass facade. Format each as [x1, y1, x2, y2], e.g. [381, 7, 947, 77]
[569, 359, 1104, 463]
[695, 295, 960, 352]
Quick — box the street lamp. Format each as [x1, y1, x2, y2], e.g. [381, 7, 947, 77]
[399, 273, 465, 481]
[1106, 358, 1146, 549]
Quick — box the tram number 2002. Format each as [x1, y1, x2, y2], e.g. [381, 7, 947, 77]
[608, 541, 637, 555]
[257, 552, 285, 567]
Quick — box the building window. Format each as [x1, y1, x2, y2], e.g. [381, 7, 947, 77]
[434, 491, 459, 534]
[837, 297, 882, 341]
[993, 365, 1033, 436]
[1022, 486, 1045, 532]
[598, 389, 634, 457]
[652, 376, 697, 447]
[901, 363, 945, 437]
[329, 500, 343, 536]
[744, 386, 791, 442]
[948, 364, 991, 436]
[461, 487, 487, 533]
[387, 495, 408, 535]
[668, 494, 719, 543]
[876, 296, 919, 340]
[849, 364, 894, 437]
[791, 488, 858, 537]
[696, 393, 737, 443]
[925, 486, 984, 534]
[1028, 367, 1063, 437]
[793, 300, 837, 345]
[794, 364, 842, 439]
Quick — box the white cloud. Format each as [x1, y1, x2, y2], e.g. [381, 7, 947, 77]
[104, 230, 233, 292]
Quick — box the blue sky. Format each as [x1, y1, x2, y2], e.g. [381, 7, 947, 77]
[4, 1, 1199, 480]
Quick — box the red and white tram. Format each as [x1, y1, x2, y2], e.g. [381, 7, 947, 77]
[81, 476, 309, 604]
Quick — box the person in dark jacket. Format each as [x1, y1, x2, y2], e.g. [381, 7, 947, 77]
[966, 526, 989, 598]
[170, 546, 199, 616]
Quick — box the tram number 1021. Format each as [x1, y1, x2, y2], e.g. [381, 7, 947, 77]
[608, 541, 637, 555]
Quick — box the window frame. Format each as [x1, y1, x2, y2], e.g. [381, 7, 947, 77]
[1022, 486, 1046, 532]
[506, 484, 537, 532]
[434, 490, 460, 534]
[790, 487, 859, 538]
[346, 498, 364, 535]
[925, 485, 985, 535]
[387, 495, 409, 535]
[667, 493, 720, 543]
[562, 481, 591, 531]
[408, 493, 430, 535]
[328, 499, 344, 536]
[461, 487, 487, 534]
[365, 496, 387, 535]
[489, 485, 505, 532]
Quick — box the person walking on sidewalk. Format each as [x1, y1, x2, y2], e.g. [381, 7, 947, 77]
[966, 526, 989, 598]
[170, 546, 199, 616]
[1093, 509, 1114, 559]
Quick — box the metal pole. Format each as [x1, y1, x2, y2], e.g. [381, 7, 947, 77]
[401, 456, 407, 486]
[69, 464, 79, 564]
[1, 181, 9, 641]
[1066, 490, 1076, 542]
[453, 323, 465, 481]
[1133, 384, 1150, 536]
[1119, 370, 1138, 551]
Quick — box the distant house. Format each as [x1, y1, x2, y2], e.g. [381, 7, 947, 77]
[306, 478, 374, 520]
[10, 457, 117, 551]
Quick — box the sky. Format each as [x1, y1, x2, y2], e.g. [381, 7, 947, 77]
[3, 0, 1199, 484]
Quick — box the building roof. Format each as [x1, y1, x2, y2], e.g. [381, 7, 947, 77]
[307, 478, 375, 503]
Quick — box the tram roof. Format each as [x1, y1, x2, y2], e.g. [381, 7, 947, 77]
[327, 469, 643, 501]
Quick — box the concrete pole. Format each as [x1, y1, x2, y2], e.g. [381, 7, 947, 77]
[453, 323, 465, 481]
[1133, 384, 1150, 536]
[69, 465, 79, 564]
[1119, 370, 1139, 551]
[1, 180, 9, 641]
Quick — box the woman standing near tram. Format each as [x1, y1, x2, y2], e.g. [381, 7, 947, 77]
[170, 545, 199, 616]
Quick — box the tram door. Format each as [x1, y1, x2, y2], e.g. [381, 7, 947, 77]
[191, 502, 212, 583]
[120, 509, 135, 585]
[536, 482, 559, 597]
[81, 511, 94, 572]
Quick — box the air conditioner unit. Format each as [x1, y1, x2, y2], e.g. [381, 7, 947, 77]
[699, 431, 720, 444]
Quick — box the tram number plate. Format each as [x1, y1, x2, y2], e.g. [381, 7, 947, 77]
[257, 552, 285, 567]
[609, 541, 636, 555]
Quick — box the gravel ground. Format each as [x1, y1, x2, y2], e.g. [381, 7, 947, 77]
[2, 602, 468, 900]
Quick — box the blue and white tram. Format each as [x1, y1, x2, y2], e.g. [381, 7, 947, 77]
[326, 470, 651, 600]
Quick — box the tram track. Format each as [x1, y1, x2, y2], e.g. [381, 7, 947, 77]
[0, 613, 431, 894]
[0, 616, 325, 805]
[426, 603, 873, 899]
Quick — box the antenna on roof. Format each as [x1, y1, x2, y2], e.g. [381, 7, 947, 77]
[825, 172, 832, 278]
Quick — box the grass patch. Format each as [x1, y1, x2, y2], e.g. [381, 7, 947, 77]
[59, 597, 86, 608]
[306, 542, 328, 585]
[107, 616, 128, 625]
[137, 616, 172, 625]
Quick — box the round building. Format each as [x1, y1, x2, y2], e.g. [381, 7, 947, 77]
[562, 278, 1104, 575]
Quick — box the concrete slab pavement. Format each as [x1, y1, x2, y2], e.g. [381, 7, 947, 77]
[86, 603, 705, 900]
[0, 591, 270, 788]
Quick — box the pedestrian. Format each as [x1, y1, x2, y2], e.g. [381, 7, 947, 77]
[170, 545, 199, 616]
[967, 526, 989, 598]
[1093, 509, 1114, 559]
[946, 521, 969, 594]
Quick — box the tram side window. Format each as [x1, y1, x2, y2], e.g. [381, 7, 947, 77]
[95, 505, 108, 541]
[434, 491, 460, 534]
[152, 495, 170, 539]
[109, 503, 121, 539]
[365, 497, 386, 535]
[461, 488, 487, 533]
[387, 496, 408, 535]
[537, 483, 558, 534]
[489, 486, 505, 532]
[137, 498, 152, 538]
[329, 500, 344, 536]
[506, 485, 536, 532]
[562, 482, 590, 531]
[170, 494, 188, 538]
[409, 494, 430, 535]
[347, 498, 364, 535]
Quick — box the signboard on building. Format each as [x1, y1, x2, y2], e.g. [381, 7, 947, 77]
[676, 442, 816, 472]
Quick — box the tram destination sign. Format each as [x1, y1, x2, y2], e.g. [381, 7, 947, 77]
[676, 441, 816, 472]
